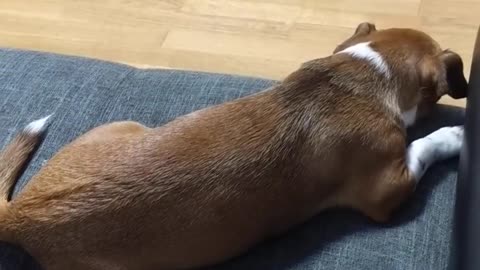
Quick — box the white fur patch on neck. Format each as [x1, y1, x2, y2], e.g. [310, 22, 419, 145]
[337, 42, 390, 78]
[401, 106, 417, 127]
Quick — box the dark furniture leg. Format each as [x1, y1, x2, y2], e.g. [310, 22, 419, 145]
[451, 27, 480, 270]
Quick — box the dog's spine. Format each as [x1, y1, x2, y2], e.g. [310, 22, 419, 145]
[0, 115, 52, 203]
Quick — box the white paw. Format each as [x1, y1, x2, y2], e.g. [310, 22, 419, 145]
[426, 126, 464, 159]
[406, 125, 464, 182]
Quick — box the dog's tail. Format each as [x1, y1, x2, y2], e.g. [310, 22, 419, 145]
[0, 115, 52, 203]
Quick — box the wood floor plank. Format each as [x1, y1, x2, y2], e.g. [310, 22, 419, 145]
[182, 0, 303, 23]
[0, 0, 477, 107]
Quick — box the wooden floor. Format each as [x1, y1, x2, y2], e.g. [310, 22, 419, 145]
[0, 0, 478, 106]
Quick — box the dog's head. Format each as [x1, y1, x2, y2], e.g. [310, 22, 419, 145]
[334, 22, 468, 120]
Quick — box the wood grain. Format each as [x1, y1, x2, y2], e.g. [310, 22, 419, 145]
[0, 0, 478, 106]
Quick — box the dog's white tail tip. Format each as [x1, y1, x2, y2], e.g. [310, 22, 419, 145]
[24, 114, 53, 134]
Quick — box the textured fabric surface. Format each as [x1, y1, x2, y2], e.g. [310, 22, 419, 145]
[0, 48, 463, 270]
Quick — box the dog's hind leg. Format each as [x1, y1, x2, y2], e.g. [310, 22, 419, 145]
[73, 121, 150, 145]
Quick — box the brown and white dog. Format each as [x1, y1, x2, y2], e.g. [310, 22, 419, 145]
[0, 23, 468, 270]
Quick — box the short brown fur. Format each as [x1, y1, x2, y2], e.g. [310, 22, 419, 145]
[0, 23, 468, 270]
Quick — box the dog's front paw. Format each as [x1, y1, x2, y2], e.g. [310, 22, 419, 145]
[407, 125, 464, 182]
[426, 125, 464, 160]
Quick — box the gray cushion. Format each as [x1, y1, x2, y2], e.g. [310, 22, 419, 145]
[0, 48, 463, 270]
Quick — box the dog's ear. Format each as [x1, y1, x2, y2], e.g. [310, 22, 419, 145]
[354, 22, 377, 36]
[438, 50, 468, 99]
[333, 22, 376, 53]
[419, 50, 468, 99]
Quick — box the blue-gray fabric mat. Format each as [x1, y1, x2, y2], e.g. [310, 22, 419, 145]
[0, 48, 463, 270]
